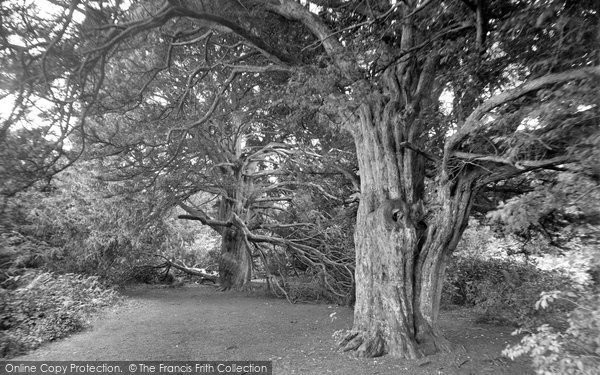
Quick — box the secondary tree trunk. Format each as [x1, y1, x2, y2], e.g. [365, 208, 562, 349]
[219, 225, 252, 290]
[339, 102, 476, 358]
[217, 176, 254, 290]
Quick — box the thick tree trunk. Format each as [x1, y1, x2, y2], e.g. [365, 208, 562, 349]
[339, 103, 476, 358]
[219, 226, 252, 290]
[217, 176, 254, 290]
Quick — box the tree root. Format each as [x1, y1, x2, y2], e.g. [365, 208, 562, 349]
[338, 330, 386, 357]
[416, 328, 454, 355]
[338, 329, 453, 359]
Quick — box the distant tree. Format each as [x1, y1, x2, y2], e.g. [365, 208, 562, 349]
[77, 29, 355, 290]
[2, 0, 598, 359]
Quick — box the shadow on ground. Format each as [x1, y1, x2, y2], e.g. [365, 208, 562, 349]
[14, 284, 532, 374]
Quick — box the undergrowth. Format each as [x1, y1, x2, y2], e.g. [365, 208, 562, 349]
[0, 269, 122, 359]
[442, 257, 572, 327]
[503, 289, 600, 375]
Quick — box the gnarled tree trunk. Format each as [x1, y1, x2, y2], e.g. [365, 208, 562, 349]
[339, 100, 477, 358]
[178, 174, 254, 291]
[219, 226, 252, 290]
[216, 176, 253, 290]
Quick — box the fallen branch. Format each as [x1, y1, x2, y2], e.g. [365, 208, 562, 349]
[151, 254, 219, 283]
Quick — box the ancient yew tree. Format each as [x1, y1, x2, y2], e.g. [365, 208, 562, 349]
[78, 33, 353, 291]
[2, 0, 598, 358]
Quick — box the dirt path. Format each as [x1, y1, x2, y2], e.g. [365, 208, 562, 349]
[14, 285, 532, 374]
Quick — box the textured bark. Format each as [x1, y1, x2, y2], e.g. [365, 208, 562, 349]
[219, 226, 252, 290]
[178, 196, 252, 290]
[216, 171, 254, 290]
[83, 0, 593, 359]
[338, 97, 477, 358]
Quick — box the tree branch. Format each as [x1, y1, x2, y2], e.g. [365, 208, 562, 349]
[454, 152, 575, 169]
[399, 142, 439, 162]
[265, 0, 357, 80]
[480, 156, 576, 185]
[257, 222, 315, 229]
[151, 254, 218, 282]
[177, 202, 231, 233]
[447, 66, 600, 152]
[86, 3, 293, 66]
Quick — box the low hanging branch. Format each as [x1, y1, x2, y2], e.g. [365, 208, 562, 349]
[177, 202, 232, 233]
[230, 213, 355, 299]
[175, 189, 354, 299]
[151, 254, 219, 283]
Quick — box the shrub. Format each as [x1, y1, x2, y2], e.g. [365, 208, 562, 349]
[123, 265, 167, 284]
[503, 289, 600, 374]
[443, 257, 572, 326]
[286, 277, 327, 303]
[0, 231, 59, 280]
[0, 270, 121, 358]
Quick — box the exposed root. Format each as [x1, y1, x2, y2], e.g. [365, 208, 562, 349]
[338, 329, 453, 359]
[416, 328, 454, 355]
[356, 334, 385, 358]
[338, 330, 385, 357]
[339, 331, 361, 351]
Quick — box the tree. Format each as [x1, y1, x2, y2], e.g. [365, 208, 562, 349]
[0, 1, 87, 199]
[0, 162, 187, 281]
[2, 0, 598, 358]
[75, 24, 354, 291]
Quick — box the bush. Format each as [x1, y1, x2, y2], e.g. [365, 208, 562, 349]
[443, 257, 572, 326]
[123, 265, 167, 284]
[503, 289, 600, 374]
[0, 231, 59, 280]
[286, 277, 328, 303]
[0, 270, 121, 358]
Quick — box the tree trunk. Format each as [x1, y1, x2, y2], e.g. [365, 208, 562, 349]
[219, 226, 252, 290]
[217, 176, 254, 290]
[339, 103, 476, 358]
[177, 198, 252, 290]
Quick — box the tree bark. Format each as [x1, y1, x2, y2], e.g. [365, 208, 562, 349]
[178, 185, 253, 290]
[339, 100, 477, 358]
[218, 225, 252, 290]
[77, 0, 595, 359]
[215, 170, 254, 289]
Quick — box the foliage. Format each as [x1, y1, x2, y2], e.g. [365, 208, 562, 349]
[1, 0, 598, 358]
[487, 168, 600, 253]
[0, 164, 211, 284]
[443, 256, 572, 326]
[0, 270, 121, 359]
[265, 189, 356, 304]
[503, 289, 600, 375]
[264, 273, 340, 304]
[0, 231, 59, 280]
[124, 265, 168, 285]
[450, 223, 505, 259]
[190, 248, 220, 273]
[0, 1, 84, 197]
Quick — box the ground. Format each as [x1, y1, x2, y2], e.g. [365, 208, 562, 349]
[14, 284, 533, 374]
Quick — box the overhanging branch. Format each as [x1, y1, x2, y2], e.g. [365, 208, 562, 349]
[446, 66, 600, 153]
[177, 202, 231, 233]
[480, 156, 576, 185]
[453, 151, 575, 170]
